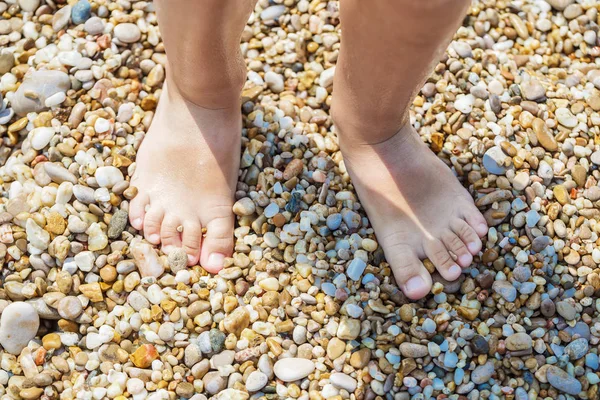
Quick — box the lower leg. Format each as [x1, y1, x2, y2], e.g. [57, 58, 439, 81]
[128, 0, 253, 271]
[333, 0, 488, 299]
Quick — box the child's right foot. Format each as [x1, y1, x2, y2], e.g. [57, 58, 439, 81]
[129, 82, 240, 272]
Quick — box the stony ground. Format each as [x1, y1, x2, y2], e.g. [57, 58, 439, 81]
[0, 0, 599, 399]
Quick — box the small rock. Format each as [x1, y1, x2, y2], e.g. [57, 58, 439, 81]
[130, 344, 159, 368]
[546, 365, 582, 396]
[520, 80, 545, 101]
[273, 358, 315, 382]
[12, 71, 70, 116]
[399, 343, 428, 358]
[71, 0, 91, 24]
[245, 371, 268, 392]
[471, 362, 495, 384]
[168, 248, 188, 272]
[0, 302, 40, 354]
[492, 280, 517, 302]
[107, 209, 128, 239]
[114, 23, 141, 43]
[556, 301, 576, 320]
[505, 333, 532, 351]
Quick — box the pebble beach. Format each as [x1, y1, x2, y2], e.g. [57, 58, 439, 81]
[1, 0, 600, 399]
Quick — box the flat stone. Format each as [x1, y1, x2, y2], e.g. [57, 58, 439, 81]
[330, 373, 358, 392]
[546, 365, 582, 395]
[12, 71, 70, 116]
[556, 301, 576, 320]
[520, 80, 545, 101]
[399, 343, 428, 358]
[565, 338, 588, 360]
[533, 118, 558, 151]
[273, 358, 315, 382]
[492, 280, 517, 302]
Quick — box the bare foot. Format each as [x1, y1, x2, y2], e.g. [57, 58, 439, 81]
[128, 82, 240, 272]
[338, 124, 488, 300]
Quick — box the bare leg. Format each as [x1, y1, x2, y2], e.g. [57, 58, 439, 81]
[129, 0, 254, 271]
[332, 0, 488, 299]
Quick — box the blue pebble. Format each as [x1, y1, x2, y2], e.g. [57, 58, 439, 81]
[525, 210, 541, 227]
[550, 343, 564, 357]
[443, 352, 458, 368]
[432, 378, 444, 391]
[388, 325, 400, 336]
[326, 213, 342, 230]
[433, 293, 447, 303]
[587, 372, 600, 384]
[362, 273, 375, 284]
[273, 182, 283, 194]
[346, 258, 367, 281]
[321, 282, 336, 297]
[71, 0, 91, 24]
[514, 387, 527, 400]
[439, 340, 449, 352]
[454, 368, 465, 385]
[346, 304, 363, 318]
[586, 354, 599, 370]
[512, 198, 527, 211]
[341, 209, 361, 230]
[422, 318, 436, 334]
[385, 352, 401, 365]
[264, 202, 279, 218]
[519, 282, 536, 295]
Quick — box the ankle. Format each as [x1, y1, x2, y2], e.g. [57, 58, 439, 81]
[331, 98, 409, 146]
[166, 65, 245, 110]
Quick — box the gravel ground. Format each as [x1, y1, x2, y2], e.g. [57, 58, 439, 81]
[0, 0, 600, 399]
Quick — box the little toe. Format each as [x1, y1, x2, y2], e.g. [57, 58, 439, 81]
[181, 221, 202, 266]
[143, 208, 165, 244]
[200, 215, 234, 274]
[161, 214, 182, 253]
[441, 231, 472, 268]
[386, 245, 432, 300]
[451, 218, 482, 255]
[424, 239, 463, 281]
[129, 192, 149, 230]
[463, 205, 488, 237]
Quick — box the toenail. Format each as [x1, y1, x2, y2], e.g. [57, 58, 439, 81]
[187, 254, 197, 264]
[467, 242, 479, 253]
[459, 254, 471, 265]
[478, 223, 488, 233]
[404, 276, 426, 295]
[149, 234, 160, 242]
[206, 253, 225, 269]
[133, 218, 142, 227]
[448, 265, 462, 277]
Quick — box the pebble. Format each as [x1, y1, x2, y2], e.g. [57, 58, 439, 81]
[71, 0, 91, 24]
[11, 71, 70, 116]
[114, 23, 142, 43]
[492, 280, 517, 302]
[273, 358, 315, 382]
[245, 371, 268, 392]
[546, 365, 582, 395]
[556, 301, 576, 320]
[505, 333, 532, 351]
[84, 17, 105, 35]
[0, 302, 40, 354]
[520, 80, 545, 101]
[330, 373, 357, 392]
[471, 362, 495, 384]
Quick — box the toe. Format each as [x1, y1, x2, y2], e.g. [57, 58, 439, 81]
[462, 205, 488, 237]
[200, 215, 234, 274]
[441, 230, 472, 268]
[451, 218, 482, 255]
[129, 192, 149, 230]
[161, 214, 182, 253]
[386, 245, 432, 300]
[143, 208, 164, 244]
[182, 221, 202, 266]
[424, 238, 463, 281]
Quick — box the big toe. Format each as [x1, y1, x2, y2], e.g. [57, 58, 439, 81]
[200, 214, 234, 274]
[129, 192, 149, 230]
[385, 244, 432, 300]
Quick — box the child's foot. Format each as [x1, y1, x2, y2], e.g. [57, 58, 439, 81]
[129, 82, 240, 272]
[338, 124, 488, 300]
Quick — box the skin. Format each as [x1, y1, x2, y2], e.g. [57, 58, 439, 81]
[130, 0, 488, 297]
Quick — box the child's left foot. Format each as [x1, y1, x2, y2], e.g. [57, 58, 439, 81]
[338, 124, 488, 300]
